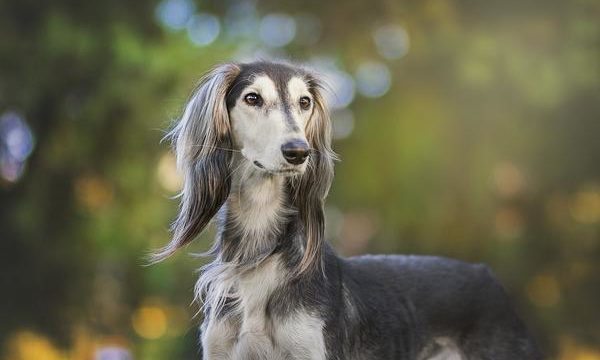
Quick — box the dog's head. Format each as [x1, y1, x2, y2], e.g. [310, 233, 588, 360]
[228, 62, 318, 175]
[152, 61, 335, 273]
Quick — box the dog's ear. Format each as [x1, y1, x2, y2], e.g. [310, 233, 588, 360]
[151, 63, 241, 263]
[293, 74, 337, 274]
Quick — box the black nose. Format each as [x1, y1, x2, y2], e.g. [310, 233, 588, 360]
[281, 140, 310, 165]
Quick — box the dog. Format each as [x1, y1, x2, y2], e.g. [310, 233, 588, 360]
[152, 60, 542, 359]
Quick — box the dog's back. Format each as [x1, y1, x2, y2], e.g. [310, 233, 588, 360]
[332, 254, 542, 359]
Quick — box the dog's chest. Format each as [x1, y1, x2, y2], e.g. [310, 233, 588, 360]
[201, 257, 326, 360]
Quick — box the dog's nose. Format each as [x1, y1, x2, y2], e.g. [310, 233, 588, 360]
[281, 140, 310, 165]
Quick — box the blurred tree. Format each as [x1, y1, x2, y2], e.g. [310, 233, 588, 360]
[0, 0, 599, 358]
[0, 0, 164, 346]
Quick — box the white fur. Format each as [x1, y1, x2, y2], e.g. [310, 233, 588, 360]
[201, 315, 238, 359]
[229, 162, 289, 238]
[419, 337, 465, 360]
[273, 312, 326, 360]
[201, 249, 326, 360]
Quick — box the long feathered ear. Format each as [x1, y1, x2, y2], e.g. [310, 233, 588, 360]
[151, 63, 241, 263]
[293, 74, 337, 274]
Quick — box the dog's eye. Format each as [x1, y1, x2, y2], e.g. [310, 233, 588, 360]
[244, 93, 262, 107]
[299, 96, 311, 110]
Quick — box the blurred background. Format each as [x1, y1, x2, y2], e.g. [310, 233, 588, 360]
[1, 0, 599, 358]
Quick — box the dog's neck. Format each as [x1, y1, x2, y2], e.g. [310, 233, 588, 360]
[196, 159, 303, 317]
[215, 159, 299, 266]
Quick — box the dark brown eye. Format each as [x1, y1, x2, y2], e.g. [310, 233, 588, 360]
[299, 96, 311, 110]
[244, 92, 262, 107]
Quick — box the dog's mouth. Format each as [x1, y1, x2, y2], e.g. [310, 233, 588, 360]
[252, 160, 303, 176]
[253, 160, 265, 169]
[269, 168, 302, 176]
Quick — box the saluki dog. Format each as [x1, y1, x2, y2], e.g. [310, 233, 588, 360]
[153, 61, 542, 359]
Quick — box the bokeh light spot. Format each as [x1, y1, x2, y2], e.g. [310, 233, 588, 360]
[331, 109, 355, 140]
[224, 1, 259, 40]
[132, 306, 168, 340]
[187, 13, 220, 46]
[355, 61, 392, 98]
[259, 13, 297, 47]
[559, 337, 600, 360]
[373, 24, 410, 60]
[74, 176, 114, 212]
[570, 186, 600, 224]
[95, 346, 133, 360]
[327, 70, 356, 109]
[155, 0, 195, 31]
[156, 152, 182, 193]
[0, 111, 35, 183]
[3, 114, 33, 161]
[5, 330, 65, 360]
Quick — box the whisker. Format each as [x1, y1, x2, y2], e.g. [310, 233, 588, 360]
[190, 144, 242, 153]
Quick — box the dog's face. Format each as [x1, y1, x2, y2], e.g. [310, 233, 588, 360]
[152, 61, 335, 267]
[226, 63, 315, 175]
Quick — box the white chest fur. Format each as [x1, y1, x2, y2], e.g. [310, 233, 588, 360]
[201, 255, 326, 360]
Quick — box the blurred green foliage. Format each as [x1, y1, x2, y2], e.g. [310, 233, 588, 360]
[0, 0, 599, 358]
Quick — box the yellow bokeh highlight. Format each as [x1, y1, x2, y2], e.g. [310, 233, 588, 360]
[74, 176, 114, 211]
[132, 305, 168, 339]
[570, 186, 600, 224]
[156, 151, 183, 193]
[4, 331, 66, 360]
[3, 328, 134, 360]
[560, 337, 600, 360]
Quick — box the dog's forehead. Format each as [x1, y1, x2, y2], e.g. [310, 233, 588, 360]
[244, 62, 302, 88]
[250, 75, 278, 102]
[226, 62, 309, 108]
[287, 77, 310, 99]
